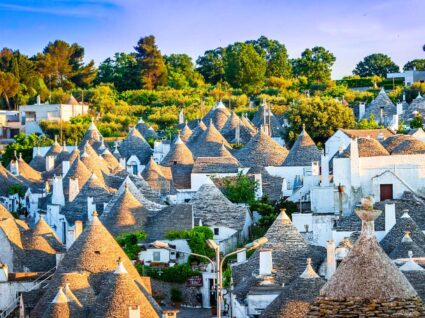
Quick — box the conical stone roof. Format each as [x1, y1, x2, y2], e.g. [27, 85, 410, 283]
[161, 135, 194, 166]
[364, 88, 396, 124]
[100, 184, 149, 236]
[41, 287, 71, 318]
[17, 156, 42, 183]
[101, 148, 122, 170]
[188, 120, 232, 157]
[283, 126, 321, 166]
[80, 119, 102, 147]
[63, 157, 91, 192]
[119, 127, 152, 165]
[389, 231, 425, 260]
[141, 157, 171, 192]
[221, 111, 255, 144]
[45, 139, 62, 158]
[180, 121, 193, 142]
[186, 119, 207, 146]
[202, 101, 231, 130]
[235, 129, 288, 167]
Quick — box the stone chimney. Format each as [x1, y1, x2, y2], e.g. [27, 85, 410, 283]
[62, 160, 70, 176]
[326, 240, 336, 279]
[358, 102, 365, 120]
[178, 110, 184, 124]
[321, 155, 330, 187]
[350, 138, 360, 188]
[259, 248, 273, 276]
[68, 178, 79, 203]
[46, 155, 55, 171]
[74, 220, 83, 241]
[36, 95, 41, 105]
[52, 175, 65, 206]
[385, 204, 396, 233]
[162, 310, 179, 318]
[356, 196, 381, 235]
[10, 159, 19, 176]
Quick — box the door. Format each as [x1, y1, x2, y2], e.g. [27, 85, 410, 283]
[380, 184, 393, 201]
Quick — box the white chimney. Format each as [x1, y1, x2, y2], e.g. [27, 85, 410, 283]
[46, 156, 55, 171]
[87, 197, 96, 221]
[259, 249, 273, 276]
[62, 161, 70, 176]
[326, 240, 336, 279]
[396, 102, 403, 115]
[52, 175, 65, 206]
[74, 220, 83, 241]
[390, 114, 399, 131]
[36, 95, 41, 105]
[119, 158, 126, 168]
[68, 178, 79, 202]
[311, 161, 319, 176]
[10, 160, 19, 176]
[321, 155, 330, 187]
[237, 250, 247, 263]
[178, 110, 184, 124]
[358, 102, 365, 120]
[385, 203, 396, 233]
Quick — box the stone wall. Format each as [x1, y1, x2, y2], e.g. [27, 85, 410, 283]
[151, 279, 202, 308]
[307, 296, 425, 317]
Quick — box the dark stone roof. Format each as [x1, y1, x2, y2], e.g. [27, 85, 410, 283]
[364, 88, 396, 125]
[389, 233, 425, 260]
[190, 183, 249, 230]
[80, 121, 102, 148]
[29, 154, 46, 172]
[169, 164, 192, 189]
[405, 94, 425, 120]
[251, 104, 283, 138]
[283, 128, 321, 166]
[192, 157, 239, 173]
[232, 212, 325, 301]
[403, 270, 425, 303]
[248, 166, 283, 202]
[145, 204, 193, 241]
[119, 128, 152, 165]
[202, 102, 231, 130]
[161, 136, 194, 166]
[220, 111, 256, 144]
[235, 130, 288, 167]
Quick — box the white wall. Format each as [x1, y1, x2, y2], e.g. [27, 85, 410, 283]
[191, 173, 238, 191]
[0, 230, 15, 271]
[325, 130, 350, 157]
[247, 293, 280, 316]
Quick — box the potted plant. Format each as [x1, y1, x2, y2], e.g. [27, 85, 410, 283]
[170, 287, 183, 309]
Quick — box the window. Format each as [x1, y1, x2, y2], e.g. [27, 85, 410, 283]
[214, 228, 219, 235]
[153, 251, 161, 262]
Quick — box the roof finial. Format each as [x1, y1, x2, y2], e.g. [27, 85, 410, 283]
[19, 152, 22, 160]
[300, 258, 319, 279]
[302, 123, 306, 132]
[92, 211, 98, 217]
[114, 257, 128, 274]
[355, 196, 381, 235]
[52, 287, 69, 304]
[54, 135, 58, 144]
[402, 231, 412, 243]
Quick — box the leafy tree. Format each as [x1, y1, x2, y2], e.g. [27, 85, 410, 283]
[292, 46, 336, 82]
[247, 36, 291, 78]
[222, 173, 257, 204]
[116, 231, 147, 260]
[134, 35, 167, 89]
[286, 96, 355, 143]
[403, 59, 425, 71]
[353, 53, 399, 77]
[196, 48, 226, 84]
[224, 42, 266, 95]
[2, 133, 53, 165]
[356, 114, 382, 129]
[36, 40, 96, 90]
[96, 52, 140, 91]
[164, 54, 204, 88]
[0, 71, 20, 109]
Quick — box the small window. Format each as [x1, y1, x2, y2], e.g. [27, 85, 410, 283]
[214, 228, 219, 235]
[153, 251, 161, 262]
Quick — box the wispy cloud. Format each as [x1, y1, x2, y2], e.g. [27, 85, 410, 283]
[0, 1, 121, 17]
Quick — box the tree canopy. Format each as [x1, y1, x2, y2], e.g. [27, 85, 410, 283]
[353, 53, 399, 77]
[404, 59, 425, 71]
[292, 46, 336, 82]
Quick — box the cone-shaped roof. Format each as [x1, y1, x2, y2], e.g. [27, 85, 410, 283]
[186, 119, 207, 145]
[221, 111, 256, 144]
[364, 88, 396, 124]
[0, 164, 24, 196]
[141, 157, 171, 192]
[119, 127, 152, 164]
[320, 206, 417, 300]
[235, 129, 288, 167]
[188, 120, 232, 157]
[381, 134, 413, 153]
[41, 287, 71, 318]
[90, 261, 160, 318]
[45, 140, 62, 158]
[100, 184, 149, 236]
[202, 101, 231, 130]
[80, 119, 102, 147]
[389, 231, 425, 260]
[80, 144, 110, 182]
[30, 150, 46, 172]
[63, 157, 91, 192]
[380, 212, 425, 254]
[66, 94, 79, 106]
[180, 121, 193, 142]
[251, 104, 283, 137]
[161, 135, 194, 166]
[101, 148, 122, 170]
[260, 259, 325, 318]
[16, 156, 42, 182]
[283, 126, 321, 166]
[33, 215, 58, 237]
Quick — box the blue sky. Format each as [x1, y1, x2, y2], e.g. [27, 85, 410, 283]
[0, 0, 423, 79]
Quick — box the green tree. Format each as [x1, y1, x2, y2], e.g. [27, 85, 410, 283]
[410, 112, 423, 129]
[286, 96, 355, 143]
[164, 54, 204, 88]
[403, 59, 425, 71]
[224, 42, 266, 94]
[134, 35, 167, 89]
[2, 133, 53, 165]
[96, 52, 140, 91]
[292, 46, 336, 82]
[222, 173, 257, 204]
[36, 40, 96, 89]
[353, 53, 399, 77]
[356, 114, 382, 129]
[0, 71, 20, 110]
[247, 36, 292, 78]
[196, 48, 226, 84]
[116, 231, 147, 260]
